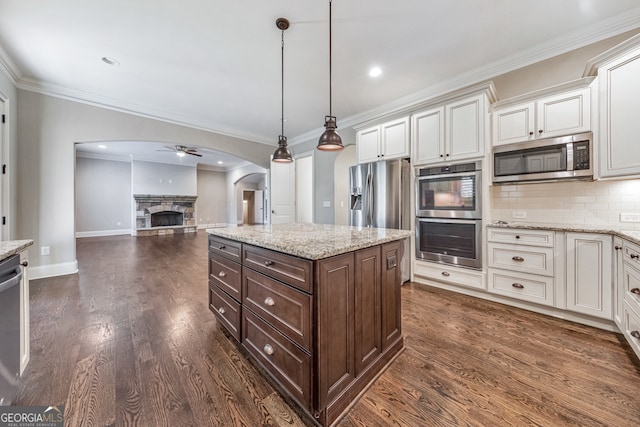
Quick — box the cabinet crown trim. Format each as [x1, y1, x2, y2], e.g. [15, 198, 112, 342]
[583, 33, 640, 76]
[490, 77, 595, 111]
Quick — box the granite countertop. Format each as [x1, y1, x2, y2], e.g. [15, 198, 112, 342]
[206, 223, 412, 260]
[488, 221, 640, 246]
[0, 239, 34, 261]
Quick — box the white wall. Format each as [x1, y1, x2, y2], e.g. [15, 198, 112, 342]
[131, 160, 196, 195]
[16, 90, 273, 279]
[196, 168, 228, 228]
[0, 64, 18, 240]
[75, 157, 132, 236]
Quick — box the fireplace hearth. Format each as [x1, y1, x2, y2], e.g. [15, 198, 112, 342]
[134, 194, 197, 236]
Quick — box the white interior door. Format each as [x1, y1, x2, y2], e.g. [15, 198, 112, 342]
[295, 154, 313, 223]
[254, 190, 264, 224]
[269, 160, 295, 224]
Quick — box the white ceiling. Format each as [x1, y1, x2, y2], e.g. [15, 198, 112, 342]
[2, 0, 640, 169]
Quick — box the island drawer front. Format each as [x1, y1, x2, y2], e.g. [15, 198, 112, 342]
[243, 309, 312, 411]
[487, 243, 554, 276]
[243, 245, 313, 293]
[243, 267, 312, 352]
[622, 258, 640, 315]
[487, 227, 555, 247]
[209, 253, 242, 302]
[209, 236, 242, 262]
[487, 268, 554, 306]
[623, 239, 640, 265]
[209, 282, 241, 341]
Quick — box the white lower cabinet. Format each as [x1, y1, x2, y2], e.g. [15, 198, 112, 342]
[487, 227, 555, 306]
[622, 303, 640, 360]
[413, 259, 485, 291]
[565, 233, 612, 320]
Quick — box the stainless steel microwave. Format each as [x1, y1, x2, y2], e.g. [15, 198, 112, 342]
[492, 132, 593, 184]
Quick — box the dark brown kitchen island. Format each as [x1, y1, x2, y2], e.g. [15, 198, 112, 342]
[206, 223, 411, 426]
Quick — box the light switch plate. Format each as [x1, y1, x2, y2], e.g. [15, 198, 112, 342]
[512, 211, 527, 219]
[620, 212, 640, 222]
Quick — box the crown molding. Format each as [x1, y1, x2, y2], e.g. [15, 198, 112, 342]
[16, 77, 275, 146]
[0, 42, 23, 85]
[289, 7, 640, 145]
[583, 32, 640, 76]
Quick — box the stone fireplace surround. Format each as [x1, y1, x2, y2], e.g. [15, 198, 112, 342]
[134, 194, 197, 236]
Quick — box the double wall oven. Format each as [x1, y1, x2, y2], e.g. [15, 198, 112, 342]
[415, 161, 482, 269]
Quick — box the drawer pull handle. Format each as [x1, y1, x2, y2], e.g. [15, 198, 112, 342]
[264, 260, 274, 267]
[615, 246, 622, 250]
[512, 256, 525, 262]
[264, 296, 275, 306]
[218, 307, 226, 315]
[218, 245, 226, 250]
[631, 331, 640, 340]
[631, 254, 640, 260]
[441, 271, 450, 277]
[263, 344, 275, 355]
[631, 288, 640, 295]
[218, 271, 226, 278]
[515, 235, 520, 239]
[512, 283, 524, 289]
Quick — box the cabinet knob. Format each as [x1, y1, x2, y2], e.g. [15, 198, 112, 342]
[631, 331, 640, 340]
[264, 260, 274, 267]
[439, 154, 444, 158]
[218, 245, 226, 250]
[264, 296, 275, 306]
[441, 271, 450, 277]
[21, 261, 28, 267]
[529, 131, 534, 136]
[218, 271, 226, 278]
[615, 246, 622, 250]
[263, 344, 275, 356]
[512, 256, 525, 262]
[631, 254, 639, 260]
[445, 154, 450, 157]
[515, 235, 520, 239]
[631, 288, 640, 295]
[538, 129, 543, 134]
[512, 283, 524, 289]
[218, 307, 226, 315]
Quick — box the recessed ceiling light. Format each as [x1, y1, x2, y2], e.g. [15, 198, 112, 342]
[369, 66, 382, 77]
[176, 151, 186, 158]
[98, 144, 107, 149]
[217, 161, 224, 165]
[101, 57, 120, 66]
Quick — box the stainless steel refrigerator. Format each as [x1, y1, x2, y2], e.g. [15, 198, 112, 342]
[349, 159, 411, 281]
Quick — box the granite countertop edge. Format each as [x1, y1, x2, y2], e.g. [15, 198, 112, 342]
[206, 224, 412, 260]
[0, 239, 34, 261]
[488, 221, 640, 246]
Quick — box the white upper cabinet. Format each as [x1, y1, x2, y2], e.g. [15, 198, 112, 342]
[591, 38, 640, 178]
[492, 86, 591, 146]
[412, 91, 491, 166]
[356, 117, 409, 164]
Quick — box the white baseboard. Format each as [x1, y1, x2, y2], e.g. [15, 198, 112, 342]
[75, 229, 133, 238]
[29, 260, 79, 280]
[197, 223, 228, 230]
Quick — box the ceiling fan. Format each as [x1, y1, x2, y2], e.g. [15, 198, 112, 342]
[158, 144, 203, 157]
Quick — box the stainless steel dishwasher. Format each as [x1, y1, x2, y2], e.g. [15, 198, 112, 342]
[0, 254, 23, 406]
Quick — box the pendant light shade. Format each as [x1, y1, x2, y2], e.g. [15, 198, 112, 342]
[317, 0, 343, 151]
[272, 18, 293, 163]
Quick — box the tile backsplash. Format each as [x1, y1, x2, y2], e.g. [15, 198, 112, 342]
[489, 178, 640, 230]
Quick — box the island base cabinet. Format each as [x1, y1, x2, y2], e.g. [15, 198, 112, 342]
[209, 282, 241, 341]
[623, 302, 640, 360]
[381, 241, 402, 349]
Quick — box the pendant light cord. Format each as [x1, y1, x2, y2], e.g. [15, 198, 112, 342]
[281, 29, 285, 138]
[329, 0, 333, 117]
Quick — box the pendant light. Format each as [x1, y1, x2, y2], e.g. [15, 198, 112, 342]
[272, 18, 294, 163]
[317, 0, 344, 151]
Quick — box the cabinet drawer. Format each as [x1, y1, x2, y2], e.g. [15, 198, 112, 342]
[413, 260, 485, 290]
[623, 239, 640, 265]
[209, 283, 241, 341]
[242, 309, 312, 410]
[487, 227, 554, 247]
[622, 260, 640, 315]
[209, 253, 242, 302]
[243, 267, 312, 352]
[488, 268, 554, 306]
[622, 302, 640, 361]
[488, 243, 554, 276]
[209, 235, 242, 262]
[243, 245, 313, 293]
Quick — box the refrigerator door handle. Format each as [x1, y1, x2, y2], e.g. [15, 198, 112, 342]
[367, 172, 374, 227]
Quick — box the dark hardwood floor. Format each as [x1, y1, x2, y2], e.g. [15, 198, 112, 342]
[14, 232, 640, 426]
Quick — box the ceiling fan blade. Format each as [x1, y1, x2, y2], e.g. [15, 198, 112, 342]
[186, 151, 203, 157]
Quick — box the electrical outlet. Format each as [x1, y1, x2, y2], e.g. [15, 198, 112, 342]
[323, 201, 331, 208]
[512, 211, 527, 219]
[41, 246, 50, 256]
[620, 212, 640, 222]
